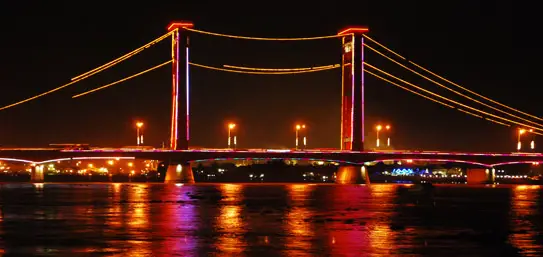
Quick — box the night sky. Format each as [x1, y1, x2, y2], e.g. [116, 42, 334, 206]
[0, 1, 524, 152]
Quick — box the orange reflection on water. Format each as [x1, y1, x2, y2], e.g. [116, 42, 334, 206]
[285, 184, 315, 254]
[367, 184, 395, 255]
[215, 184, 245, 256]
[128, 184, 149, 229]
[509, 185, 541, 254]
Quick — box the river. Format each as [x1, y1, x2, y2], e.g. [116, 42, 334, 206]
[0, 183, 541, 256]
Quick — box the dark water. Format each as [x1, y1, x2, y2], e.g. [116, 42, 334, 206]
[0, 183, 541, 256]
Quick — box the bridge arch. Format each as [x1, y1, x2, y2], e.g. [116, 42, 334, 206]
[370, 158, 491, 168]
[188, 157, 361, 166]
[491, 161, 541, 167]
[0, 157, 35, 164]
[35, 156, 136, 165]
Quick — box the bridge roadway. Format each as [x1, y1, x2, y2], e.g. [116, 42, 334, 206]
[0, 148, 542, 167]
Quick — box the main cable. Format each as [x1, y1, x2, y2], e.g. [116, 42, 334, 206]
[71, 31, 173, 81]
[224, 64, 340, 71]
[185, 27, 345, 41]
[72, 60, 172, 98]
[190, 62, 339, 74]
[363, 34, 543, 122]
[365, 43, 543, 128]
[364, 69, 511, 128]
[0, 32, 172, 111]
[364, 62, 543, 134]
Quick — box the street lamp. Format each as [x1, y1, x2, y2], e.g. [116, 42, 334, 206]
[530, 129, 535, 150]
[385, 125, 391, 147]
[136, 122, 144, 146]
[518, 128, 526, 151]
[228, 123, 236, 149]
[376, 125, 382, 148]
[295, 124, 306, 150]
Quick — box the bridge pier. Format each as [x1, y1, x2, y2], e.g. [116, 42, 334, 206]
[164, 163, 195, 183]
[336, 165, 370, 184]
[30, 165, 44, 183]
[466, 168, 495, 184]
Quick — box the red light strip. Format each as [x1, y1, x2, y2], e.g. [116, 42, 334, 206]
[167, 22, 194, 31]
[338, 28, 369, 36]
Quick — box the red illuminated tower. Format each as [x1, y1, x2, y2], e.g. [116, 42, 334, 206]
[167, 21, 193, 150]
[338, 27, 369, 151]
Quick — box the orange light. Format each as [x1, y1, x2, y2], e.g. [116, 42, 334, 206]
[530, 129, 534, 132]
[338, 27, 369, 36]
[376, 125, 382, 131]
[296, 125, 301, 130]
[167, 22, 194, 31]
[136, 122, 144, 128]
[228, 123, 236, 129]
[519, 128, 526, 135]
[406, 159, 413, 163]
[386, 125, 391, 130]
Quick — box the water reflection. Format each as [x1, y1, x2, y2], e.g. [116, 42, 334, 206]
[0, 183, 542, 255]
[215, 184, 245, 256]
[509, 185, 542, 255]
[153, 184, 198, 257]
[285, 184, 315, 255]
[368, 184, 395, 255]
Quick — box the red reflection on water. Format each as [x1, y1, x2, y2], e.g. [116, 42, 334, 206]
[325, 184, 396, 256]
[152, 184, 198, 257]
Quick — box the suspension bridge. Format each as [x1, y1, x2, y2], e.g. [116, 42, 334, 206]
[0, 21, 541, 184]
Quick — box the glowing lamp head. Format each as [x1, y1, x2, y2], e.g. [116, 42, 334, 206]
[376, 125, 382, 131]
[136, 122, 144, 128]
[296, 125, 301, 130]
[228, 123, 236, 129]
[519, 129, 526, 135]
[530, 129, 533, 133]
[386, 125, 391, 130]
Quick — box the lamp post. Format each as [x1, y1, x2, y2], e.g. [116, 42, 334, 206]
[296, 124, 306, 150]
[518, 128, 526, 152]
[376, 125, 382, 148]
[529, 129, 535, 150]
[228, 123, 236, 149]
[385, 125, 391, 147]
[136, 122, 144, 146]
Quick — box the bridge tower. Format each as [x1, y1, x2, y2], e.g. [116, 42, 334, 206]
[167, 21, 193, 150]
[338, 27, 369, 151]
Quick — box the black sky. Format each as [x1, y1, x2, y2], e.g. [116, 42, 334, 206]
[0, 1, 525, 152]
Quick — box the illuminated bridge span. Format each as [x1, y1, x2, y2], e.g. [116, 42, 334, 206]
[0, 21, 541, 184]
[0, 148, 542, 184]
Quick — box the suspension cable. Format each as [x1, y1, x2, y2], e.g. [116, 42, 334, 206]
[190, 62, 339, 74]
[185, 27, 345, 41]
[365, 44, 543, 128]
[365, 45, 543, 126]
[72, 60, 172, 98]
[71, 31, 173, 81]
[363, 34, 543, 122]
[224, 64, 340, 71]
[364, 69, 511, 128]
[0, 32, 172, 111]
[364, 62, 543, 134]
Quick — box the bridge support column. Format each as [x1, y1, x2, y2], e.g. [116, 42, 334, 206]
[30, 165, 44, 183]
[167, 21, 194, 150]
[336, 165, 370, 184]
[466, 168, 495, 184]
[338, 27, 369, 151]
[165, 163, 194, 183]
